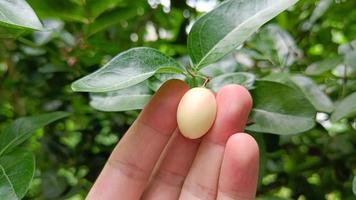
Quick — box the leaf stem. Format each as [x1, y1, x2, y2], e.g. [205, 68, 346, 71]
[186, 67, 210, 87]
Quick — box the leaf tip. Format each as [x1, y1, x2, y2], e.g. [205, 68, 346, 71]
[71, 81, 82, 92]
[34, 22, 44, 31]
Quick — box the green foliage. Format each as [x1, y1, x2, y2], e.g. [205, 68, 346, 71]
[353, 176, 356, 196]
[248, 24, 301, 68]
[71, 47, 184, 92]
[89, 82, 152, 112]
[331, 92, 356, 122]
[290, 75, 334, 113]
[208, 72, 255, 92]
[0, 0, 42, 30]
[0, 112, 68, 199]
[0, 150, 34, 200]
[305, 56, 343, 75]
[246, 81, 316, 135]
[0, 0, 355, 199]
[72, 0, 306, 135]
[0, 112, 69, 156]
[187, 0, 298, 68]
[263, 73, 334, 113]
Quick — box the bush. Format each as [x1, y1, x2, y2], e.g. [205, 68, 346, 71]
[0, 0, 355, 199]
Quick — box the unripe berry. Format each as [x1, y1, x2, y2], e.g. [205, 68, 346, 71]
[177, 87, 217, 139]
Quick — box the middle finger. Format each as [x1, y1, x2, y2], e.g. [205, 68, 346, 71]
[179, 85, 252, 200]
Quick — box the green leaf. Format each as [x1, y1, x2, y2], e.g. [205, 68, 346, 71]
[86, 0, 124, 20]
[0, 150, 35, 200]
[0, 0, 42, 30]
[0, 112, 69, 156]
[264, 73, 334, 113]
[237, 48, 267, 61]
[353, 175, 356, 196]
[345, 50, 356, 70]
[305, 56, 343, 75]
[332, 64, 356, 78]
[246, 80, 316, 135]
[89, 82, 152, 112]
[330, 92, 356, 122]
[338, 40, 356, 55]
[69, 0, 85, 6]
[290, 75, 334, 113]
[199, 54, 240, 77]
[148, 73, 186, 92]
[335, 42, 356, 77]
[302, 0, 333, 30]
[249, 24, 300, 67]
[32, 19, 64, 45]
[85, 7, 137, 36]
[262, 72, 292, 86]
[71, 47, 185, 92]
[187, 0, 298, 68]
[208, 72, 255, 92]
[27, 0, 88, 23]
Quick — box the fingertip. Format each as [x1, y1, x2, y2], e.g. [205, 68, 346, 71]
[153, 79, 189, 100]
[226, 133, 259, 164]
[160, 79, 190, 92]
[219, 133, 259, 199]
[217, 84, 253, 112]
[206, 85, 253, 144]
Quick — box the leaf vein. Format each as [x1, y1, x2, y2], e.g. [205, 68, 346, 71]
[0, 163, 19, 199]
[195, 0, 297, 68]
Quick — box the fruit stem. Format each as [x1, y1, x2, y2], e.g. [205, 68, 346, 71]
[185, 63, 210, 87]
[202, 77, 210, 87]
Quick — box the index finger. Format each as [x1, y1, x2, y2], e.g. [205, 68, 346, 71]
[86, 79, 188, 200]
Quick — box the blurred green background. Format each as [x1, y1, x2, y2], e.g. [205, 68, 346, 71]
[0, 0, 355, 199]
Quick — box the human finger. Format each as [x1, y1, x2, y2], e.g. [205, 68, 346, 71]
[217, 133, 259, 200]
[86, 79, 188, 200]
[179, 85, 252, 200]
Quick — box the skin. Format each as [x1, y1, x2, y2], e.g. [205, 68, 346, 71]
[86, 79, 259, 200]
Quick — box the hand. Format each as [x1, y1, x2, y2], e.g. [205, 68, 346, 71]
[86, 80, 259, 200]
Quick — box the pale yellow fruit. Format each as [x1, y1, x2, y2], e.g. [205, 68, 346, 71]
[177, 87, 217, 139]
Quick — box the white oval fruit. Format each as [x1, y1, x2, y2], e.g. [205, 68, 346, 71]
[177, 87, 217, 139]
